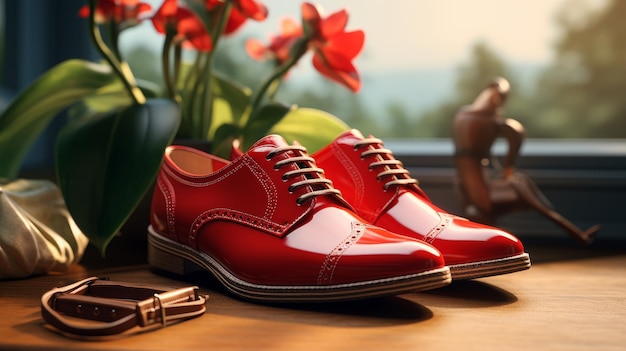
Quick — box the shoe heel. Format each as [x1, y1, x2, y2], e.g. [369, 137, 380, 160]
[148, 230, 202, 276]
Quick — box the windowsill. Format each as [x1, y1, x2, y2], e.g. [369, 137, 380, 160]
[382, 138, 626, 240]
[386, 138, 626, 157]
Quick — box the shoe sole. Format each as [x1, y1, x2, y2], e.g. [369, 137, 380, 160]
[147, 226, 452, 303]
[448, 253, 531, 280]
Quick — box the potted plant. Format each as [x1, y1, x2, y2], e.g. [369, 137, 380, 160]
[0, 0, 364, 256]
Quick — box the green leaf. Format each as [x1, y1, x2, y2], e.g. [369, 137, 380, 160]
[56, 99, 181, 255]
[241, 103, 292, 151]
[269, 107, 350, 153]
[211, 71, 251, 126]
[76, 83, 133, 114]
[0, 59, 117, 178]
[211, 123, 241, 159]
[203, 72, 252, 140]
[77, 78, 161, 114]
[208, 95, 236, 140]
[175, 64, 251, 140]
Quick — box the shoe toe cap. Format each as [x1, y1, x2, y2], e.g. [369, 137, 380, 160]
[328, 225, 446, 284]
[436, 219, 525, 265]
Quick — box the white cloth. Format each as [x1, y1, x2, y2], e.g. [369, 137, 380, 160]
[0, 179, 88, 279]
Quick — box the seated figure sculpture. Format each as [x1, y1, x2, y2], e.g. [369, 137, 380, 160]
[452, 77, 600, 244]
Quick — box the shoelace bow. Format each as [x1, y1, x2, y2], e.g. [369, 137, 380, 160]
[266, 145, 341, 205]
[354, 137, 419, 190]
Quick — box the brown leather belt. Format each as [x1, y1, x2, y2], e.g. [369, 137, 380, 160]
[41, 277, 208, 337]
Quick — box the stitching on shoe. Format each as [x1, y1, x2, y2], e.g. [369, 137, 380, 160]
[189, 208, 288, 237]
[317, 221, 365, 285]
[422, 213, 453, 244]
[157, 173, 177, 240]
[163, 160, 246, 187]
[163, 154, 277, 220]
[242, 155, 277, 219]
[332, 142, 364, 206]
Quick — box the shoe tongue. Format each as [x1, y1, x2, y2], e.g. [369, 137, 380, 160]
[250, 134, 289, 149]
[339, 129, 365, 141]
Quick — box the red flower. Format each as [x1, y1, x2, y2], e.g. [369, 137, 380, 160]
[246, 17, 302, 65]
[206, 0, 268, 34]
[152, 0, 213, 52]
[78, 0, 152, 27]
[301, 2, 364, 92]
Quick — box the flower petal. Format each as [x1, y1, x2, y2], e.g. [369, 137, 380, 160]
[280, 17, 301, 36]
[312, 50, 360, 92]
[325, 30, 364, 59]
[320, 9, 348, 38]
[225, 7, 248, 34]
[236, 0, 268, 21]
[301, 2, 322, 32]
[80, 0, 152, 25]
[178, 10, 212, 50]
[151, 0, 178, 33]
[245, 39, 269, 61]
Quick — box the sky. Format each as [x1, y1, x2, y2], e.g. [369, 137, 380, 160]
[128, 0, 609, 72]
[245, 0, 588, 72]
[122, 0, 611, 113]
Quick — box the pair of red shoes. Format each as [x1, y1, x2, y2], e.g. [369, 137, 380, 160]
[148, 129, 530, 303]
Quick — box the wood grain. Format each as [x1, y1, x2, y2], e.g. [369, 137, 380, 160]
[1, 248, 625, 350]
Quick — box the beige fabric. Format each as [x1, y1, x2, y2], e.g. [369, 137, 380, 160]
[0, 179, 88, 279]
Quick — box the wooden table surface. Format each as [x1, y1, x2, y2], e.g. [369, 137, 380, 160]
[1, 237, 625, 351]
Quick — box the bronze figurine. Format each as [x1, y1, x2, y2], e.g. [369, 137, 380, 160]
[452, 77, 600, 244]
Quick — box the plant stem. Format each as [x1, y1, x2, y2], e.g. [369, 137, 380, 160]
[198, 0, 235, 139]
[267, 76, 282, 101]
[195, 53, 211, 139]
[109, 23, 122, 62]
[250, 38, 309, 113]
[161, 32, 180, 103]
[88, 0, 145, 105]
[174, 43, 182, 93]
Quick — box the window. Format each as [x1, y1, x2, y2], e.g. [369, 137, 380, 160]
[1, 0, 624, 240]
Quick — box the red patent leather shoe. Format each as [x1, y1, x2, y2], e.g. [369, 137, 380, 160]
[148, 135, 450, 303]
[312, 129, 531, 280]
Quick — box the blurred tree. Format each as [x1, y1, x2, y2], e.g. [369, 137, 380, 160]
[381, 103, 413, 137]
[336, 90, 381, 135]
[415, 41, 525, 138]
[278, 78, 381, 135]
[533, 0, 626, 138]
[214, 36, 271, 92]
